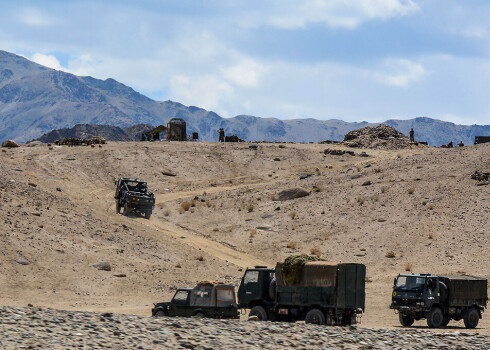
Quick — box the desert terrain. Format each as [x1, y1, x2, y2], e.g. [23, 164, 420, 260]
[0, 139, 489, 341]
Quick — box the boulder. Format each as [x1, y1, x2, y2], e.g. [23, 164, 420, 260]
[2, 140, 20, 148]
[276, 188, 310, 201]
[93, 261, 111, 271]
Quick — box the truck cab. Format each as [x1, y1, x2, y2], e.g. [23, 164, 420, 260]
[237, 266, 275, 320]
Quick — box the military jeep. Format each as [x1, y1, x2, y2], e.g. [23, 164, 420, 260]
[114, 178, 155, 219]
[152, 283, 239, 319]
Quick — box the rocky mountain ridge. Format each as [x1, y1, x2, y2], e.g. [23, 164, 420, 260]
[1, 50, 489, 145]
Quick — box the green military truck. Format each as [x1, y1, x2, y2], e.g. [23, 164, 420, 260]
[152, 283, 240, 319]
[390, 273, 488, 328]
[238, 261, 366, 325]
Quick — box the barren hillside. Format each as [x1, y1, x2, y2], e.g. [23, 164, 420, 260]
[0, 141, 488, 333]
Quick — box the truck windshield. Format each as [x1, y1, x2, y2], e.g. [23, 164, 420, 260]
[395, 276, 426, 292]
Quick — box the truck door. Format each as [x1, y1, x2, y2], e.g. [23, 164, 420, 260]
[238, 270, 260, 306]
[169, 290, 191, 316]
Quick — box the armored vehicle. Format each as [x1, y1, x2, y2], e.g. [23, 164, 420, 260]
[152, 283, 239, 319]
[114, 178, 155, 219]
[238, 261, 366, 325]
[390, 273, 488, 328]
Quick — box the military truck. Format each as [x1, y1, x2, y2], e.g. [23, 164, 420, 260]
[114, 178, 155, 219]
[152, 283, 240, 319]
[390, 273, 488, 328]
[237, 261, 366, 325]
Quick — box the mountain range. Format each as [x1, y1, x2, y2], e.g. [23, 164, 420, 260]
[1, 50, 489, 145]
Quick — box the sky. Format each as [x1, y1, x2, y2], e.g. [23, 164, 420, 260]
[0, 0, 489, 125]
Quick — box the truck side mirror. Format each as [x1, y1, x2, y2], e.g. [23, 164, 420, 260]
[393, 277, 396, 287]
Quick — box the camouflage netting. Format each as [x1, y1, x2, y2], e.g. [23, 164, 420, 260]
[281, 255, 325, 286]
[343, 124, 416, 150]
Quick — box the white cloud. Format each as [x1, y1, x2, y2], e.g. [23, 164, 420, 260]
[18, 8, 56, 27]
[31, 53, 67, 71]
[222, 59, 267, 88]
[369, 59, 427, 87]
[267, 0, 419, 29]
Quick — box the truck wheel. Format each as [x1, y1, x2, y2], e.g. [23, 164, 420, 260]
[194, 312, 206, 318]
[116, 202, 121, 213]
[154, 310, 166, 317]
[123, 203, 129, 216]
[249, 306, 268, 321]
[442, 316, 450, 327]
[305, 309, 326, 325]
[145, 210, 152, 219]
[464, 308, 479, 329]
[427, 307, 443, 328]
[399, 313, 414, 327]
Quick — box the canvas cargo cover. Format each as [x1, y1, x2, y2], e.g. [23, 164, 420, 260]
[276, 262, 340, 287]
[189, 284, 237, 307]
[439, 275, 488, 306]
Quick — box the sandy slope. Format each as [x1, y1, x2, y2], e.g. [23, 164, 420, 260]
[0, 141, 488, 333]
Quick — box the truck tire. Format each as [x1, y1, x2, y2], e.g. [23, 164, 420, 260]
[305, 309, 326, 325]
[116, 202, 121, 213]
[145, 210, 152, 219]
[249, 306, 268, 321]
[154, 309, 166, 317]
[442, 317, 450, 327]
[194, 312, 206, 318]
[399, 313, 414, 327]
[269, 278, 276, 300]
[427, 307, 443, 328]
[464, 308, 479, 329]
[123, 203, 129, 216]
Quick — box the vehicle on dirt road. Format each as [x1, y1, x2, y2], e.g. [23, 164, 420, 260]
[238, 260, 366, 325]
[152, 283, 240, 319]
[114, 178, 155, 219]
[390, 273, 488, 328]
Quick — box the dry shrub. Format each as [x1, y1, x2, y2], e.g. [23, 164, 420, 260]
[405, 263, 413, 271]
[385, 251, 395, 258]
[381, 186, 387, 193]
[212, 228, 219, 232]
[287, 241, 299, 249]
[157, 202, 166, 209]
[247, 204, 254, 212]
[291, 224, 298, 231]
[374, 168, 383, 173]
[181, 201, 192, 211]
[365, 277, 373, 283]
[289, 211, 297, 219]
[310, 247, 321, 257]
[249, 229, 257, 238]
[313, 185, 323, 192]
[357, 196, 365, 205]
[196, 256, 206, 261]
[407, 188, 415, 195]
[428, 233, 434, 239]
[163, 209, 170, 217]
[422, 200, 427, 206]
[269, 193, 277, 201]
[371, 194, 379, 202]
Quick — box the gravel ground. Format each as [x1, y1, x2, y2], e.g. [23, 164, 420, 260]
[0, 306, 488, 349]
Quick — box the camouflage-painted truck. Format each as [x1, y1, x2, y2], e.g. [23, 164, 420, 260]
[237, 261, 366, 325]
[390, 273, 488, 328]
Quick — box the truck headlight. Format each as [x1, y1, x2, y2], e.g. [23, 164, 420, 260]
[416, 302, 424, 306]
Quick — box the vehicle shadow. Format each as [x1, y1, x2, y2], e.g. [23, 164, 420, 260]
[395, 325, 479, 331]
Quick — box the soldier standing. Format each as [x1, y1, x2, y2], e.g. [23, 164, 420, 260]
[218, 128, 225, 142]
[409, 128, 415, 142]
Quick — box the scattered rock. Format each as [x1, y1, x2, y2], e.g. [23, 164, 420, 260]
[299, 174, 311, 180]
[324, 148, 355, 156]
[28, 182, 37, 187]
[113, 273, 127, 278]
[2, 140, 20, 148]
[275, 188, 310, 201]
[362, 181, 372, 186]
[56, 187, 62, 192]
[273, 157, 281, 161]
[15, 259, 30, 265]
[471, 170, 489, 182]
[92, 261, 111, 271]
[359, 152, 370, 157]
[162, 171, 177, 177]
[249, 145, 258, 150]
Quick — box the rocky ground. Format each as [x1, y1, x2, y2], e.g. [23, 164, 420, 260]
[1, 306, 488, 350]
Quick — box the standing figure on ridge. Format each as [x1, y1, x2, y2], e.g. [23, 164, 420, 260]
[218, 128, 225, 142]
[409, 128, 415, 142]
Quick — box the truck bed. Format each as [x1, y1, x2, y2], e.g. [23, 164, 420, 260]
[439, 275, 488, 307]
